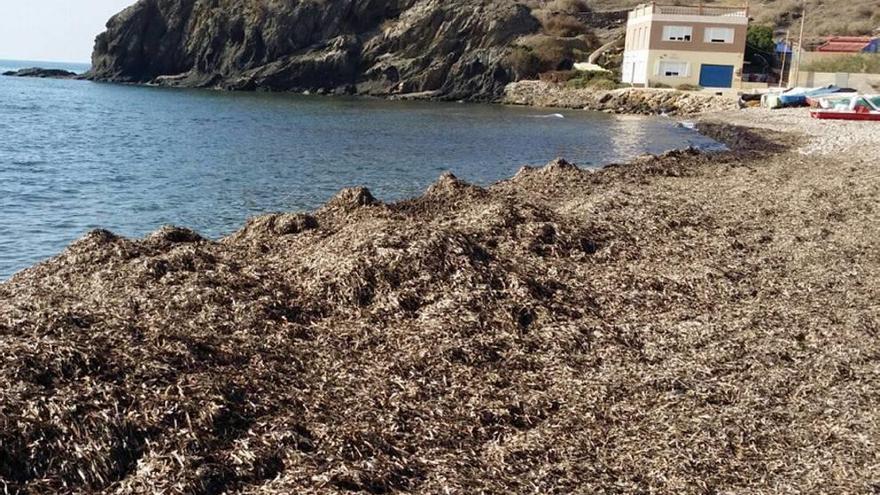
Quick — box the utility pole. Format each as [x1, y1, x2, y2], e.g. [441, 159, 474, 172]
[780, 30, 790, 88]
[793, 2, 807, 87]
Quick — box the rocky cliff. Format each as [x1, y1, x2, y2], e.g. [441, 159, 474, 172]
[88, 0, 547, 100]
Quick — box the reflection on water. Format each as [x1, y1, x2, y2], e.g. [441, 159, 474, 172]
[609, 116, 659, 160]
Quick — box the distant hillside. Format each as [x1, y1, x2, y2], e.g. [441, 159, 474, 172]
[88, 0, 601, 100]
[582, 0, 880, 39]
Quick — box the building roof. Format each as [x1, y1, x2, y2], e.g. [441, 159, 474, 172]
[816, 37, 874, 53]
[628, 3, 748, 20]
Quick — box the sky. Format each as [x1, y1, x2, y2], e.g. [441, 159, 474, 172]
[0, 0, 136, 63]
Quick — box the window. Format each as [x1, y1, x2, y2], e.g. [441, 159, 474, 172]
[663, 26, 693, 42]
[704, 27, 735, 43]
[659, 61, 689, 77]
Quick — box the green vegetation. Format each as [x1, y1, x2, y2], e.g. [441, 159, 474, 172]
[565, 70, 623, 90]
[747, 25, 776, 53]
[538, 70, 581, 83]
[533, 67, 625, 91]
[676, 83, 702, 91]
[803, 54, 880, 74]
[577, 77, 621, 90]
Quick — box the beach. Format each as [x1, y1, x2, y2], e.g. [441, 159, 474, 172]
[1, 105, 878, 493]
[0, 71, 724, 280]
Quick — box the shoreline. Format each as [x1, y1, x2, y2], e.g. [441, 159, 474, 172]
[0, 119, 732, 284]
[2, 104, 878, 492]
[6, 65, 737, 117]
[503, 80, 738, 116]
[0, 72, 729, 282]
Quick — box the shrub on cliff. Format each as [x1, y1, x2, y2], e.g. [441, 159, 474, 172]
[525, 0, 593, 37]
[585, 78, 621, 90]
[565, 70, 621, 90]
[539, 14, 593, 37]
[539, 70, 581, 83]
[545, 0, 591, 13]
[506, 47, 544, 79]
[510, 34, 596, 78]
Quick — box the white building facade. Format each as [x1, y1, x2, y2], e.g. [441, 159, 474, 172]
[622, 3, 749, 88]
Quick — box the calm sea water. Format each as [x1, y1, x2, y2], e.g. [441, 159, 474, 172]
[0, 59, 722, 279]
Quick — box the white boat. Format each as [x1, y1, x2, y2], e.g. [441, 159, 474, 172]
[811, 95, 880, 121]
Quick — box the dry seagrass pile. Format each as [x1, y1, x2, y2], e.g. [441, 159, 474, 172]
[1, 124, 878, 494]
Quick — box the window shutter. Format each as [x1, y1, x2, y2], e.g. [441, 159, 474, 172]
[663, 26, 693, 42]
[705, 27, 734, 43]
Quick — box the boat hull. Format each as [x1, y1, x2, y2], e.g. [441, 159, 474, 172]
[810, 110, 880, 121]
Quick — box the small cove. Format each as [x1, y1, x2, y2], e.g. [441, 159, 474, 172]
[0, 60, 723, 278]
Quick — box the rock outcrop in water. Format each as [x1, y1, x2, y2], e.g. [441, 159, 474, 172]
[88, 0, 544, 100]
[2, 68, 79, 79]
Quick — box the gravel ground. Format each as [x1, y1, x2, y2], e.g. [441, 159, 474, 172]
[705, 107, 880, 156]
[0, 117, 878, 493]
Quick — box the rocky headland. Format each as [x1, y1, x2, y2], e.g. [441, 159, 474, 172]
[8, 0, 734, 113]
[86, 0, 591, 100]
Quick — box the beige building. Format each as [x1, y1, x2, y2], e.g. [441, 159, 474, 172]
[622, 3, 749, 88]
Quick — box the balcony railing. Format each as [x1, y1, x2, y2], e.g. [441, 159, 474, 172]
[629, 3, 748, 19]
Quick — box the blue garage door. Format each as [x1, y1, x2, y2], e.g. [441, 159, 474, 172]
[699, 64, 734, 88]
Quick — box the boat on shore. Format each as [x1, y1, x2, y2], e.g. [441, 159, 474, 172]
[779, 85, 856, 108]
[755, 85, 858, 109]
[810, 95, 880, 121]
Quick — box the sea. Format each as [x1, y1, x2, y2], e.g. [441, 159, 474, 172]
[0, 59, 723, 279]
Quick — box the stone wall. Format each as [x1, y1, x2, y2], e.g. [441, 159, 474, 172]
[791, 71, 880, 93]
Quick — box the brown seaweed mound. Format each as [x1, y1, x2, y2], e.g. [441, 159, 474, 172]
[1, 127, 878, 493]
